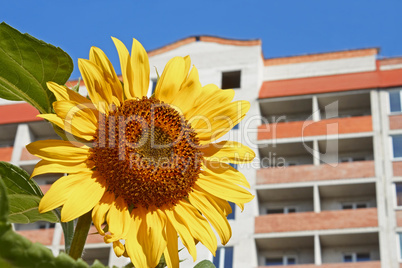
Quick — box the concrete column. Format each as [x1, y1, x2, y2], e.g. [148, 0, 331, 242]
[313, 185, 321, 213]
[11, 124, 34, 165]
[313, 140, 320, 166]
[312, 96, 320, 122]
[314, 234, 322, 265]
[50, 223, 62, 256]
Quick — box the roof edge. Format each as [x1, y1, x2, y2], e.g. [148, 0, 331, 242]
[147, 35, 261, 57]
[264, 47, 380, 66]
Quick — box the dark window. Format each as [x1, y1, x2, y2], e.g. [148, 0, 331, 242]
[266, 257, 283, 266]
[267, 208, 284, 214]
[392, 135, 402, 158]
[287, 208, 296, 213]
[343, 254, 353, 262]
[356, 203, 368, 209]
[396, 183, 402, 206]
[227, 202, 236, 220]
[213, 247, 234, 268]
[356, 253, 370, 262]
[213, 248, 221, 267]
[222, 71, 241, 89]
[390, 91, 402, 112]
[287, 257, 296, 265]
[151, 79, 157, 94]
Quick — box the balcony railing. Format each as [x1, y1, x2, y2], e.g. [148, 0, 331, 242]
[258, 261, 381, 268]
[257, 115, 372, 140]
[257, 161, 375, 185]
[255, 208, 378, 233]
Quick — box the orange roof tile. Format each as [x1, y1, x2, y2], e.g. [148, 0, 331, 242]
[264, 48, 378, 66]
[259, 68, 402, 98]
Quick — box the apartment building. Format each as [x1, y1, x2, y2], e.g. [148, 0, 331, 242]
[1, 36, 402, 268]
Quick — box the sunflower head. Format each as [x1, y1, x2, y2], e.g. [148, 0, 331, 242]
[27, 37, 255, 268]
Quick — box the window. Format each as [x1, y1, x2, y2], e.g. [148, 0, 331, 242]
[343, 253, 370, 262]
[151, 78, 157, 94]
[213, 247, 233, 268]
[266, 256, 297, 266]
[396, 183, 402, 207]
[399, 233, 402, 260]
[392, 135, 402, 158]
[389, 90, 402, 113]
[341, 203, 368, 210]
[227, 202, 236, 220]
[221, 71, 241, 89]
[267, 207, 296, 214]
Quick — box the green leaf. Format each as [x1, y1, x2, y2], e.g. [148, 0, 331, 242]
[194, 260, 216, 268]
[0, 161, 42, 197]
[8, 194, 57, 223]
[0, 179, 107, 268]
[0, 161, 74, 252]
[0, 161, 58, 223]
[0, 22, 73, 114]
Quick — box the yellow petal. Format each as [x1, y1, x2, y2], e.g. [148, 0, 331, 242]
[171, 66, 202, 115]
[31, 159, 91, 178]
[186, 84, 235, 118]
[125, 209, 147, 268]
[202, 161, 250, 188]
[89, 46, 123, 103]
[195, 174, 254, 207]
[189, 190, 232, 245]
[165, 207, 197, 261]
[53, 100, 98, 134]
[26, 140, 89, 163]
[39, 172, 91, 213]
[163, 220, 179, 268]
[201, 141, 255, 164]
[112, 37, 135, 100]
[47, 82, 89, 104]
[61, 173, 105, 222]
[38, 114, 95, 141]
[131, 38, 150, 98]
[78, 59, 113, 113]
[105, 196, 131, 241]
[133, 207, 167, 268]
[113, 241, 125, 257]
[155, 57, 186, 104]
[191, 100, 250, 144]
[92, 191, 114, 235]
[172, 201, 217, 256]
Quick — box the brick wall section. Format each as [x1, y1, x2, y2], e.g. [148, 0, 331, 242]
[256, 161, 375, 184]
[258, 261, 381, 268]
[254, 208, 378, 233]
[17, 228, 55, 245]
[257, 116, 372, 140]
[0, 147, 12, 161]
[395, 211, 402, 227]
[19, 226, 104, 246]
[20, 147, 39, 161]
[390, 114, 402, 130]
[393, 161, 402, 177]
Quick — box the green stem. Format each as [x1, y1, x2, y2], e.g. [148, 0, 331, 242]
[68, 211, 92, 260]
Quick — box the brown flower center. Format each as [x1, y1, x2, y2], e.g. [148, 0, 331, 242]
[89, 97, 202, 209]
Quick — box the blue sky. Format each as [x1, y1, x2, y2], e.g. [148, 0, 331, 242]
[1, 0, 401, 79]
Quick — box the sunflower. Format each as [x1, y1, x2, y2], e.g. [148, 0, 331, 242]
[26, 37, 254, 267]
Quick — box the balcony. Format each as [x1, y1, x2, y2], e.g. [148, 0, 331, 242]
[258, 116, 372, 141]
[255, 208, 378, 234]
[258, 262, 381, 268]
[256, 232, 380, 267]
[257, 160, 375, 185]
